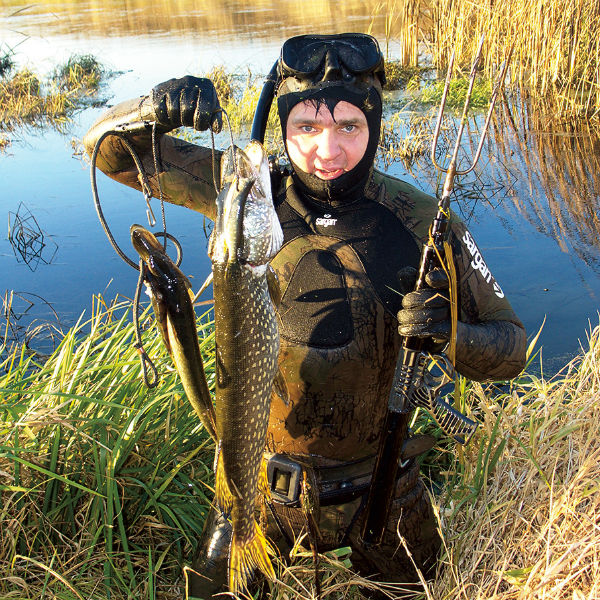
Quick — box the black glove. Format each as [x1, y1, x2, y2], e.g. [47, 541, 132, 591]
[151, 76, 222, 133]
[396, 266, 450, 343]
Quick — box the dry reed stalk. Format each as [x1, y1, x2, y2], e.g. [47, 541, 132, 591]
[429, 0, 600, 121]
[429, 324, 600, 599]
[397, 0, 420, 66]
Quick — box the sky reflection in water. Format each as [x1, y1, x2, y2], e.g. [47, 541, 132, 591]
[1, 0, 599, 374]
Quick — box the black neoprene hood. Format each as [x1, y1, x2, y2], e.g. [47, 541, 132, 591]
[276, 34, 385, 205]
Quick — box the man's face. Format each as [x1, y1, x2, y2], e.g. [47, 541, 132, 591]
[285, 100, 369, 180]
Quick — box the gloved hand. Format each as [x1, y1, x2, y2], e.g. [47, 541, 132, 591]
[150, 76, 222, 133]
[396, 266, 451, 344]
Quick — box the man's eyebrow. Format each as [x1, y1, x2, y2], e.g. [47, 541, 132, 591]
[289, 117, 364, 127]
[289, 116, 319, 126]
[335, 118, 363, 127]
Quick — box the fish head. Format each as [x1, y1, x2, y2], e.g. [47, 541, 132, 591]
[209, 142, 283, 269]
[130, 224, 192, 294]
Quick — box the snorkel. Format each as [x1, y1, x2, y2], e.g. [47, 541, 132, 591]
[250, 34, 386, 202]
[250, 61, 279, 144]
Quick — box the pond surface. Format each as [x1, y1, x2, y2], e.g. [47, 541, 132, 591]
[1, 0, 599, 375]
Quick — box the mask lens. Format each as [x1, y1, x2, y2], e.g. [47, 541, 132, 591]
[281, 34, 382, 77]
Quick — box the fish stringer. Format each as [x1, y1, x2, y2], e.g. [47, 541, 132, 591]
[90, 123, 183, 387]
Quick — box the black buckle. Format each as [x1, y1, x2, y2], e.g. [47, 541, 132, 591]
[266, 454, 302, 505]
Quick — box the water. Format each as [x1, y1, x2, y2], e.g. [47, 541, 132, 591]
[1, 0, 599, 374]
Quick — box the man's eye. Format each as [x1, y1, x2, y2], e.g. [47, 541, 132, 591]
[341, 125, 356, 133]
[301, 125, 315, 133]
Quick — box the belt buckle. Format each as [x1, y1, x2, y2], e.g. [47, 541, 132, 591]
[266, 454, 302, 505]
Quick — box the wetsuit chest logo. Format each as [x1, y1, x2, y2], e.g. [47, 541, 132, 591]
[316, 213, 337, 228]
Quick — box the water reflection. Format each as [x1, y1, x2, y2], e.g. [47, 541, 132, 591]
[1, 289, 65, 357]
[491, 98, 600, 271]
[8, 202, 58, 271]
[0, 0, 401, 40]
[382, 98, 600, 276]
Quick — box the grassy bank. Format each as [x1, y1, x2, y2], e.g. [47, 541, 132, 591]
[1, 296, 598, 599]
[0, 53, 107, 144]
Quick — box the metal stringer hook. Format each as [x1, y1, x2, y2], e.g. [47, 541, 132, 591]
[431, 34, 514, 206]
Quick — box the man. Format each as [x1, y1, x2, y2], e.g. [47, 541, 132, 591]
[84, 34, 526, 597]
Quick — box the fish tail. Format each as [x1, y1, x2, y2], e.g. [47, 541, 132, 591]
[229, 520, 276, 594]
[214, 450, 234, 514]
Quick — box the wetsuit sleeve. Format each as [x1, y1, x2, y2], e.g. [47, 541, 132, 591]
[83, 95, 221, 220]
[448, 219, 527, 380]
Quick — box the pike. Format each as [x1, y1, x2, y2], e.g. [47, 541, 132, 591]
[208, 140, 283, 594]
[130, 224, 218, 442]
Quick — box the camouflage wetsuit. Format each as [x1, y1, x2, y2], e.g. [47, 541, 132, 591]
[84, 90, 525, 583]
[261, 167, 522, 578]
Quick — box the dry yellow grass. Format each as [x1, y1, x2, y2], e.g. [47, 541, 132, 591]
[430, 0, 600, 122]
[422, 324, 600, 600]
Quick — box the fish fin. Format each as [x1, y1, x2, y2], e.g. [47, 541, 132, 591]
[186, 287, 196, 305]
[229, 521, 276, 595]
[273, 368, 290, 406]
[266, 264, 281, 307]
[257, 458, 270, 498]
[214, 450, 234, 514]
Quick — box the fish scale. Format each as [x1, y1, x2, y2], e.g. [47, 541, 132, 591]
[209, 141, 283, 594]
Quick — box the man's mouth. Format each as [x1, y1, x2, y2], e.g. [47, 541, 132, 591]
[314, 167, 344, 180]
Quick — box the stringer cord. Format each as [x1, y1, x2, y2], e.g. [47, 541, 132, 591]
[91, 127, 183, 387]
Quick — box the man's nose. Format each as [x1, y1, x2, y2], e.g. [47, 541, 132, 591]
[315, 129, 341, 162]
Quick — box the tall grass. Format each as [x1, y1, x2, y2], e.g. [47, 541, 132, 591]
[428, 0, 600, 122]
[2, 292, 599, 599]
[425, 322, 600, 599]
[0, 297, 216, 600]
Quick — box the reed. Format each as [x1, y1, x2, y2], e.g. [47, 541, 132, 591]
[425, 321, 600, 599]
[428, 0, 600, 122]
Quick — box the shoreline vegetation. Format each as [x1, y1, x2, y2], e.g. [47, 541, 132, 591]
[1, 297, 599, 599]
[0, 52, 107, 147]
[2, 3, 600, 596]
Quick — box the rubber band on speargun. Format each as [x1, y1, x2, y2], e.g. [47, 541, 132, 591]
[425, 225, 458, 366]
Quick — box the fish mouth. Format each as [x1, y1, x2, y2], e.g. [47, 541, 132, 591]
[131, 224, 156, 261]
[210, 142, 283, 267]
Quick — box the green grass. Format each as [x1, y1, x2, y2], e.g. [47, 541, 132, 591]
[51, 54, 105, 92]
[2, 291, 599, 599]
[0, 297, 216, 600]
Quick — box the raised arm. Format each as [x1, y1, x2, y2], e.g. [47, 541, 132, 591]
[83, 76, 224, 219]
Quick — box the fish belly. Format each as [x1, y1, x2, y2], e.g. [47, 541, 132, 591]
[213, 262, 278, 592]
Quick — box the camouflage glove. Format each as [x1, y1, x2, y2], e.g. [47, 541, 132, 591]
[150, 76, 222, 133]
[396, 266, 450, 344]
